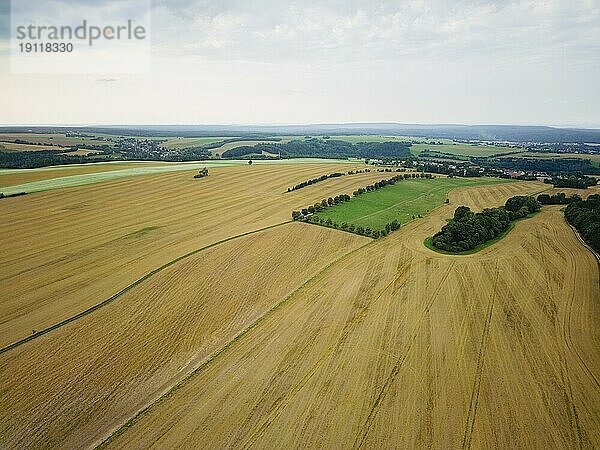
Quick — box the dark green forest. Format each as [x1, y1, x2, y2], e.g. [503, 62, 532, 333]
[543, 175, 598, 189]
[222, 139, 412, 160]
[479, 157, 600, 175]
[431, 196, 541, 252]
[564, 194, 600, 252]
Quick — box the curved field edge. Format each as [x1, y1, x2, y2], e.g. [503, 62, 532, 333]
[95, 236, 376, 449]
[102, 200, 600, 449]
[0, 221, 291, 355]
[422, 212, 539, 256]
[0, 164, 400, 348]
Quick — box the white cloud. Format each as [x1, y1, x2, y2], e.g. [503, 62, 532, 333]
[1, 0, 599, 125]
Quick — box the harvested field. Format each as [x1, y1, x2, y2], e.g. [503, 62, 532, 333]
[0, 163, 394, 347]
[0, 141, 69, 152]
[0, 159, 361, 195]
[0, 133, 114, 147]
[59, 149, 103, 156]
[0, 162, 160, 188]
[2, 170, 598, 450]
[0, 222, 368, 449]
[101, 181, 600, 449]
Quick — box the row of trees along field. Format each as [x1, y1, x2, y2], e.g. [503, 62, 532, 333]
[537, 192, 582, 205]
[543, 174, 598, 189]
[287, 169, 372, 192]
[287, 168, 423, 192]
[564, 194, 600, 252]
[0, 150, 114, 169]
[0, 192, 28, 199]
[222, 139, 412, 160]
[431, 196, 541, 252]
[291, 172, 435, 238]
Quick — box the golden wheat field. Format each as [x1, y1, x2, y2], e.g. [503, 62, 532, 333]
[0, 164, 598, 450]
[0, 163, 394, 346]
[0, 162, 159, 187]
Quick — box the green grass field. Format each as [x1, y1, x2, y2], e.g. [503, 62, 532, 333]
[314, 177, 510, 230]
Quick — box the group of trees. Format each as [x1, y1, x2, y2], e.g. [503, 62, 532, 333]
[544, 175, 598, 189]
[204, 137, 281, 150]
[0, 192, 27, 199]
[291, 173, 438, 238]
[352, 173, 434, 196]
[172, 147, 212, 161]
[481, 157, 600, 175]
[193, 167, 209, 178]
[291, 194, 352, 221]
[287, 171, 347, 192]
[222, 139, 412, 160]
[564, 194, 600, 252]
[298, 214, 401, 238]
[0, 150, 113, 169]
[537, 192, 582, 205]
[431, 196, 541, 252]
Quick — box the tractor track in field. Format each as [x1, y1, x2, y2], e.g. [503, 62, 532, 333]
[461, 261, 499, 450]
[95, 235, 377, 450]
[239, 256, 417, 449]
[0, 222, 291, 356]
[354, 261, 455, 449]
[564, 223, 600, 390]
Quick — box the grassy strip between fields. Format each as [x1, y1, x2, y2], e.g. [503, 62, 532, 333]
[423, 212, 538, 255]
[95, 232, 375, 450]
[0, 222, 291, 356]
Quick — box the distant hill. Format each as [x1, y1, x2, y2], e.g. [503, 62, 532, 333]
[2, 123, 600, 143]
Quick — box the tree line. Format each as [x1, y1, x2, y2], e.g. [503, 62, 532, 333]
[0, 150, 114, 169]
[537, 192, 582, 205]
[291, 172, 435, 238]
[480, 157, 600, 175]
[222, 139, 412, 160]
[204, 137, 282, 150]
[431, 196, 541, 252]
[299, 214, 401, 239]
[543, 174, 598, 189]
[352, 172, 435, 197]
[288, 171, 360, 192]
[0, 192, 28, 199]
[564, 194, 600, 252]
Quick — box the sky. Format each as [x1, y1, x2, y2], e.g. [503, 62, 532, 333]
[1, 0, 599, 127]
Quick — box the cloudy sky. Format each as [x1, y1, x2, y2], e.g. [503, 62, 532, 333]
[1, 0, 599, 127]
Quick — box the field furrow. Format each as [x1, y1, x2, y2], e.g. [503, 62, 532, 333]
[0, 163, 397, 346]
[0, 222, 368, 449]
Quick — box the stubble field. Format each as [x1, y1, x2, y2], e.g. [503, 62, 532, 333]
[0, 164, 598, 449]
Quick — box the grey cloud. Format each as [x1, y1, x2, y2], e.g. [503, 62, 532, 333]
[148, 0, 600, 66]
